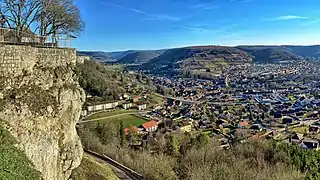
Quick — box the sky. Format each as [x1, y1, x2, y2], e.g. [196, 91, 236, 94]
[74, 0, 320, 52]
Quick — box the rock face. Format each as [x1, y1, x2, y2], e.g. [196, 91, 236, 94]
[0, 44, 85, 180]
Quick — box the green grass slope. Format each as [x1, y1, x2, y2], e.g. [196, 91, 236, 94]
[0, 125, 42, 180]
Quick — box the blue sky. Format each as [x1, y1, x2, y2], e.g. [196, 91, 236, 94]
[74, 0, 320, 51]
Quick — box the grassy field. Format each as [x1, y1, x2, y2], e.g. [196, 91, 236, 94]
[71, 154, 119, 180]
[86, 110, 148, 127]
[96, 114, 148, 127]
[86, 110, 137, 120]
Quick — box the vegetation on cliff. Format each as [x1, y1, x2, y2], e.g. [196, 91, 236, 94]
[0, 125, 42, 180]
[76, 61, 126, 100]
[76, 60, 156, 101]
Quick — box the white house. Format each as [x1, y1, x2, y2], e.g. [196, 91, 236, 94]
[141, 120, 158, 132]
[87, 101, 119, 112]
[137, 104, 147, 111]
[122, 102, 132, 110]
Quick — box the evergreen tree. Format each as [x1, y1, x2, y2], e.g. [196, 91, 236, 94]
[166, 135, 180, 156]
[127, 126, 138, 144]
[192, 133, 210, 148]
[119, 121, 126, 147]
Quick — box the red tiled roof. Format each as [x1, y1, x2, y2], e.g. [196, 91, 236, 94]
[238, 121, 249, 127]
[142, 120, 157, 129]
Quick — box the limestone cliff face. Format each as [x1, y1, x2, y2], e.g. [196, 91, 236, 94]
[0, 45, 85, 180]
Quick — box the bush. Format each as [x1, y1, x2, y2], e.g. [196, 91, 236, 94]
[78, 123, 307, 180]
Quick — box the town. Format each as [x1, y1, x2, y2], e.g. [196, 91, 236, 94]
[79, 58, 320, 151]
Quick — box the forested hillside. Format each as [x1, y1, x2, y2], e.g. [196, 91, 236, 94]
[76, 61, 126, 100]
[238, 46, 302, 63]
[118, 50, 164, 64]
[140, 46, 253, 75]
[75, 60, 156, 102]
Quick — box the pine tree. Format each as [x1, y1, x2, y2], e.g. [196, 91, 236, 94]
[166, 135, 180, 156]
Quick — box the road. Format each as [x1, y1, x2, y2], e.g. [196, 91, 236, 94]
[78, 111, 150, 124]
[85, 150, 143, 180]
[161, 94, 236, 105]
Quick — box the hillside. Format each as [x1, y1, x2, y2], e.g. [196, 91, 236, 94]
[118, 50, 164, 64]
[79, 45, 320, 66]
[76, 60, 157, 102]
[140, 46, 253, 74]
[77, 51, 117, 62]
[76, 60, 126, 100]
[284, 45, 320, 58]
[237, 46, 302, 63]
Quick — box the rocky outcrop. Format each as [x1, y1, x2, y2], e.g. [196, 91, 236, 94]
[0, 44, 85, 180]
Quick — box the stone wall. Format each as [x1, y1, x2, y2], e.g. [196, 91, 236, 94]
[0, 44, 76, 78]
[76, 55, 90, 64]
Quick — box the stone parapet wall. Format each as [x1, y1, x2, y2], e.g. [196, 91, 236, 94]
[0, 44, 76, 78]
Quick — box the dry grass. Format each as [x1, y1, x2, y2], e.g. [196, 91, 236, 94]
[71, 154, 118, 180]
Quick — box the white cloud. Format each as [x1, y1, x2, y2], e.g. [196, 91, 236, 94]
[192, 3, 220, 10]
[106, 3, 181, 21]
[229, 0, 253, 3]
[267, 15, 308, 21]
[175, 25, 209, 32]
[147, 14, 181, 21]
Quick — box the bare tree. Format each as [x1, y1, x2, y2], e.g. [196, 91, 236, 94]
[0, 0, 41, 41]
[0, 0, 83, 43]
[38, 0, 84, 43]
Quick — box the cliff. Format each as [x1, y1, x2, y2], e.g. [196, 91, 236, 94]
[0, 45, 85, 180]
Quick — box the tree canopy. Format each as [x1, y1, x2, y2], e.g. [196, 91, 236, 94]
[0, 0, 84, 41]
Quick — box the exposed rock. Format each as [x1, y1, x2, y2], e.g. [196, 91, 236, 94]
[0, 44, 85, 180]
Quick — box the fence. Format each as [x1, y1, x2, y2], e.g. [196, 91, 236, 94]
[0, 28, 73, 48]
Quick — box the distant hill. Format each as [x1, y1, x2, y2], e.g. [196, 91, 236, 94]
[237, 46, 302, 63]
[237, 45, 320, 62]
[77, 50, 164, 63]
[284, 45, 320, 58]
[77, 51, 117, 62]
[140, 46, 253, 73]
[78, 45, 320, 65]
[108, 50, 138, 59]
[118, 50, 164, 64]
